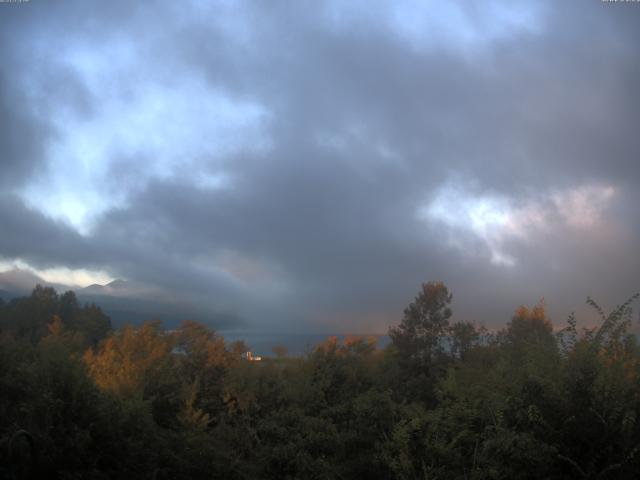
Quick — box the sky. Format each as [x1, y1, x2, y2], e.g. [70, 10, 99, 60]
[1, 0, 639, 333]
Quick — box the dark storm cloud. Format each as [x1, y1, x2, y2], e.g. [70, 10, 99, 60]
[0, 15, 50, 189]
[1, 0, 639, 331]
[0, 194, 86, 265]
[0, 78, 47, 187]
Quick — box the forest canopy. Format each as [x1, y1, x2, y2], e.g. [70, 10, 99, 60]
[1, 282, 639, 479]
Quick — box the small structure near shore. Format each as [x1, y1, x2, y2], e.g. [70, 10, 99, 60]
[245, 351, 262, 361]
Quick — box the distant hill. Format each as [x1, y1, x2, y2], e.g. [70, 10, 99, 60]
[76, 279, 240, 330]
[0, 268, 70, 295]
[81, 279, 132, 296]
[81, 283, 107, 295]
[76, 290, 239, 329]
[0, 270, 238, 330]
[0, 288, 17, 302]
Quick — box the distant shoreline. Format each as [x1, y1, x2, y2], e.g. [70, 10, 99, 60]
[220, 331, 392, 357]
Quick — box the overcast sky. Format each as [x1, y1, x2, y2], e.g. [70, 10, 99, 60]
[1, 0, 639, 332]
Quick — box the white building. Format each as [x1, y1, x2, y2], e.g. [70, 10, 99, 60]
[245, 351, 262, 361]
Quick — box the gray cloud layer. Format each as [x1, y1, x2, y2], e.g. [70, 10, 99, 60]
[1, 0, 639, 332]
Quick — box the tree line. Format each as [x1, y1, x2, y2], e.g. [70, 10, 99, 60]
[0, 282, 639, 479]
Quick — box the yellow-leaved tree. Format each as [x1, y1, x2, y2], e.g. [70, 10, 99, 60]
[84, 320, 176, 399]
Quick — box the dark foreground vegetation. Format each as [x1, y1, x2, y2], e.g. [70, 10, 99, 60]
[1, 282, 639, 479]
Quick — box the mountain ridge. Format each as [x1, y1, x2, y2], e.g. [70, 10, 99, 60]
[0, 269, 237, 330]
